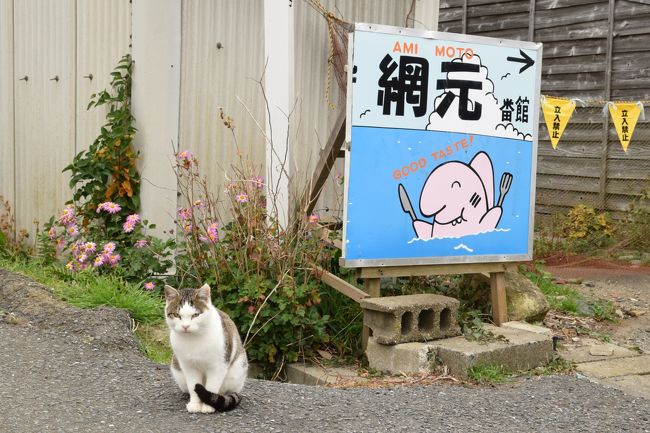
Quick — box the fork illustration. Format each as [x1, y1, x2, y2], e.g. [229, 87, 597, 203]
[496, 172, 513, 207]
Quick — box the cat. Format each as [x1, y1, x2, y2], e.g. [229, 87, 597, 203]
[164, 283, 248, 413]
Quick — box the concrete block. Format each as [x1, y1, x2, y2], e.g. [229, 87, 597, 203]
[366, 338, 437, 375]
[285, 363, 361, 386]
[433, 325, 554, 378]
[360, 294, 461, 345]
[365, 324, 554, 379]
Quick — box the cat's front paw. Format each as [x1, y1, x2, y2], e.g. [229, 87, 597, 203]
[186, 400, 204, 413]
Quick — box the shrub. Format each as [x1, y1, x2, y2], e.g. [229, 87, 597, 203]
[562, 204, 613, 253]
[169, 145, 333, 375]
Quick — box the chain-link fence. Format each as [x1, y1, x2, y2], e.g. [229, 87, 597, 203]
[534, 101, 650, 259]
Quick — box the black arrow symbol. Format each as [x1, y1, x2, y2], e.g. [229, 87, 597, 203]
[507, 49, 534, 73]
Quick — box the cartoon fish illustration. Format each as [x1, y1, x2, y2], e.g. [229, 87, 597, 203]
[399, 151, 512, 239]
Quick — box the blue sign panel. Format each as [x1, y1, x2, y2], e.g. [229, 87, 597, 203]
[342, 24, 542, 267]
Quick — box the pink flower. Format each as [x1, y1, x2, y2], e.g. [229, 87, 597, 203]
[177, 150, 193, 161]
[308, 214, 320, 224]
[182, 224, 193, 234]
[65, 261, 74, 271]
[93, 256, 104, 267]
[123, 221, 135, 233]
[83, 242, 96, 253]
[177, 207, 192, 221]
[207, 222, 219, 243]
[126, 214, 141, 224]
[77, 253, 88, 263]
[97, 202, 121, 214]
[59, 206, 77, 227]
[134, 239, 148, 249]
[193, 200, 205, 208]
[67, 225, 79, 237]
[103, 242, 116, 254]
[144, 282, 155, 291]
[56, 238, 65, 251]
[108, 254, 121, 267]
[252, 176, 264, 189]
[235, 192, 248, 203]
[48, 226, 56, 240]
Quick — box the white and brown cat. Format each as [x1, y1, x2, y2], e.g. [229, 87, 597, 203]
[164, 283, 248, 413]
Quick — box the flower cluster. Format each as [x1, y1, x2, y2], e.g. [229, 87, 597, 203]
[96, 201, 122, 214]
[65, 240, 120, 271]
[122, 213, 141, 233]
[55, 206, 79, 239]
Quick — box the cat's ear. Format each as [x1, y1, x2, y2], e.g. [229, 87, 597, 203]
[164, 285, 179, 301]
[197, 284, 211, 302]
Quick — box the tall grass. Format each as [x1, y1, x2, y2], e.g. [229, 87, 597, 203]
[0, 258, 164, 324]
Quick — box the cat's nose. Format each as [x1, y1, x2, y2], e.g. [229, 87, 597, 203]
[181, 325, 190, 331]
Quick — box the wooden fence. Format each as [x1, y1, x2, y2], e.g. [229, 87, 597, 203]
[439, 0, 650, 216]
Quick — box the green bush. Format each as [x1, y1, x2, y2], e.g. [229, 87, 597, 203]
[168, 145, 333, 375]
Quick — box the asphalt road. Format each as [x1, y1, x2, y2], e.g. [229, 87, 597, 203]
[1, 269, 649, 433]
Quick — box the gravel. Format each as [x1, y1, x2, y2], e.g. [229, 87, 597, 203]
[1, 269, 649, 433]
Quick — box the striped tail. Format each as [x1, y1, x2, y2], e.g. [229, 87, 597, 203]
[194, 384, 242, 412]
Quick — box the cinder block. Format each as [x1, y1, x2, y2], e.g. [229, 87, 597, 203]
[360, 294, 461, 345]
[365, 324, 554, 378]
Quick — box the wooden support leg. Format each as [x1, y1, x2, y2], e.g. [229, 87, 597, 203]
[490, 272, 507, 326]
[362, 278, 381, 351]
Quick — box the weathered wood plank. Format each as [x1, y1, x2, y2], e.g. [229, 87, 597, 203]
[534, 20, 608, 42]
[538, 139, 650, 159]
[542, 72, 606, 91]
[542, 59, 606, 75]
[613, 34, 650, 54]
[615, 0, 650, 16]
[467, 12, 529, 33]
[490, 272, 508, 326]
[359, 263, 512, 278]
[536, 0, 605, 10]
[538, 155, 650, 180]
[315, 266, 369, 303]
[615, 14, 650, 36]
[534, 3, 610, 30]
[542, 39, 607, 59]
[467, 1, 530, 18]
[439, 7, 464, 22]
[536, 174, 601, 193]
[472, 28, 528, 40]
[536, 189, 601, 209]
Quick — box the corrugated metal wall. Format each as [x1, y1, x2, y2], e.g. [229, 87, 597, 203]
[76, 0, 132, 153]
[179, 0, 267, 209]
[3, 0, 417, 237]
[13, 0, 76, 237]
[1, 0, 131, 238]
[0, 0, 14, 209]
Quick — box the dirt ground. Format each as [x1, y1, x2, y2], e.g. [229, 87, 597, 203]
[542, 255, 650, 353]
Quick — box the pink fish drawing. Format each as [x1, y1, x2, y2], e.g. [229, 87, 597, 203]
[398, 151, 512, 240]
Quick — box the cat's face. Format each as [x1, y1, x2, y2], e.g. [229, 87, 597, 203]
[164, 284, 212, 334]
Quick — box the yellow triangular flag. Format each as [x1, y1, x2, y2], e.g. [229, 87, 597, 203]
[608, 102, 642, 152]
[542, 97, 576, 149]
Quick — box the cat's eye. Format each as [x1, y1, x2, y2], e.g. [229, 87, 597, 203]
[191, 313, 201, 318]
[167, 312, 178, 318]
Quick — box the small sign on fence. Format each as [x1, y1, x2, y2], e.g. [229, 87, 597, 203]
[342, 24, 543, 267]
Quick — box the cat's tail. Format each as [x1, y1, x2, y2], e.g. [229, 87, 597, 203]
[194, 384, 242, 412]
